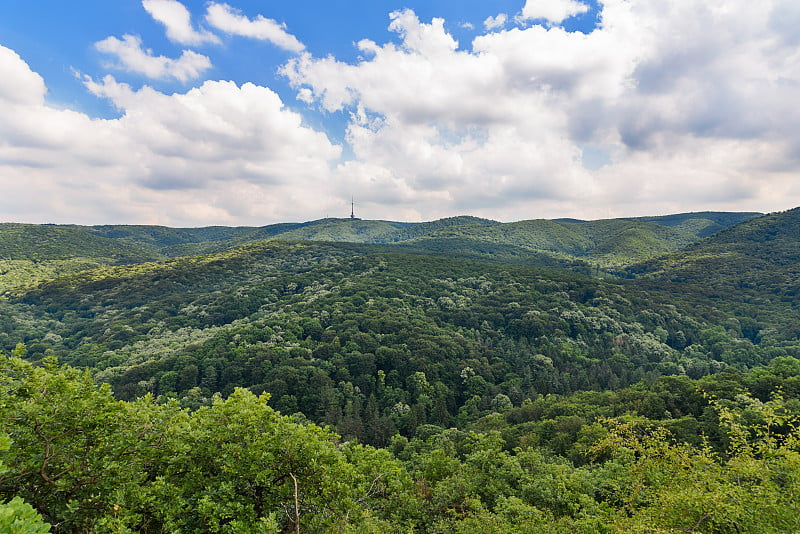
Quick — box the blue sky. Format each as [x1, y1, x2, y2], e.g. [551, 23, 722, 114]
[0, 0, 798, 225]
[0, 1, 599, 141]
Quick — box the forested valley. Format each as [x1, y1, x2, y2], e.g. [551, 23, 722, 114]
[1, 208, 799, 532]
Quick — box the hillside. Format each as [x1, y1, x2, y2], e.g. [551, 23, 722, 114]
[624, 208, 800, 345]
[264, 218, 413, 243]
[0, 223, 162, 262]
[87, 224, 257, 256]
[3, 228, 797, 439]
[0, 211, 758, 293]
[622, 211, 761, 238]
[401, 218, 702, 266]
[0, 223, 164, 292]
[373, 215, 500, 242]
[2, 209, 800, 533]
[629, 208, 800, 297]
[261, 211, 759, 266]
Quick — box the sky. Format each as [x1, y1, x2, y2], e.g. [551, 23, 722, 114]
[1, 0, 799, 226]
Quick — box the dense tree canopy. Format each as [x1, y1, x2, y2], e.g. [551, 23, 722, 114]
[1, 352, 799, 532]
[1, 209, 799, 531]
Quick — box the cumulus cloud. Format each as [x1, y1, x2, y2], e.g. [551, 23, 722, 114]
[519, 0, 590, 25]
[283, 2, 800, 221]
[142, 0, 220, 45]
[0, 44, 341, 225]
[3, 0, 800, 225]
[83, 75, 339, 181]
[95, 34, 211, 82]
[0, 46, 46, 105]
[483, 13, 508, 31]
[205, 3, 305, 53]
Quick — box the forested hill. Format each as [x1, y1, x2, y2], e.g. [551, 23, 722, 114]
[0, 224, 164, 293]
[398, 218, 704, 266]
[620, 211, 762, 238]
[628, 208, 800, 303]
[2, 216, 798, 433]
[0, 211, 761, 261]
[0, 210, 761, 292]
[0, 223, 161, 262]
[2, 209, 800, 532]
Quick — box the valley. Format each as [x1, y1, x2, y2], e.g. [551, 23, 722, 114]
[2, 208, 799, 533]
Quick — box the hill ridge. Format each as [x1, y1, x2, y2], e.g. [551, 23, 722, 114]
[0, 210, 766, 291]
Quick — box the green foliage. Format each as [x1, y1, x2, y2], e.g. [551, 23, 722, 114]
[0, 210, 757, 294]
[0, 431, 50, 534]
[2, 228, 798, 447]
[144, 388, 366, 533]
[591, 394, 800, 533]
[1, 208, 799, 531]
[0, 497, 50, 534]
[0, 355, 140, 530]
[0, 355, 418, 532]
[1, 355, 799, 532]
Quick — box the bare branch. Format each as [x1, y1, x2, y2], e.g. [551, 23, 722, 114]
[289, 472, 300, 534]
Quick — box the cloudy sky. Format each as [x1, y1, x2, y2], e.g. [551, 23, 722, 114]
[1, 0, 799, 226]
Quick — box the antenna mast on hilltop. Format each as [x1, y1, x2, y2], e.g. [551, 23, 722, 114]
[350, 197, 355, 219]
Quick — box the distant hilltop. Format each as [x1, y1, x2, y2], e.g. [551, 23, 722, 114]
[0, 211, 765, 284]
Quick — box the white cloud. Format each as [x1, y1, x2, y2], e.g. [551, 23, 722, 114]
[95, 34, 211, 82]
[388, 10, 458, 58]
[283, 10, 595, 220]
[0, 46, 46, 106]
[142, 0, 220, 45]
[520, 0, 590, 25]
[483, 13, 508, 31]
[83, 75, 339, 174]
[4, 0, 800, 225]
[205, 3, 305, 53]
[282, 2, 800, 221]
[0, 44, 341, 225]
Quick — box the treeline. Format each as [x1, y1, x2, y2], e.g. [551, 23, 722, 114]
[2, 352, 799, 533]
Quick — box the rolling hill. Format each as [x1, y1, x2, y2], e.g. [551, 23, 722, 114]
[621, 211, 762, 238]
[629, 208, 800, 291]
[400, 217, 704, 266]
[2, 208, 799, 533]
[0, 210, 761, 293]
[1, 207, 796, 420]
[0, 223, 164, 292]
[624, 208, 800, 344]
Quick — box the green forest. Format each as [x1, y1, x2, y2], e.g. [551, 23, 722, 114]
[1, 208, 799, 532]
